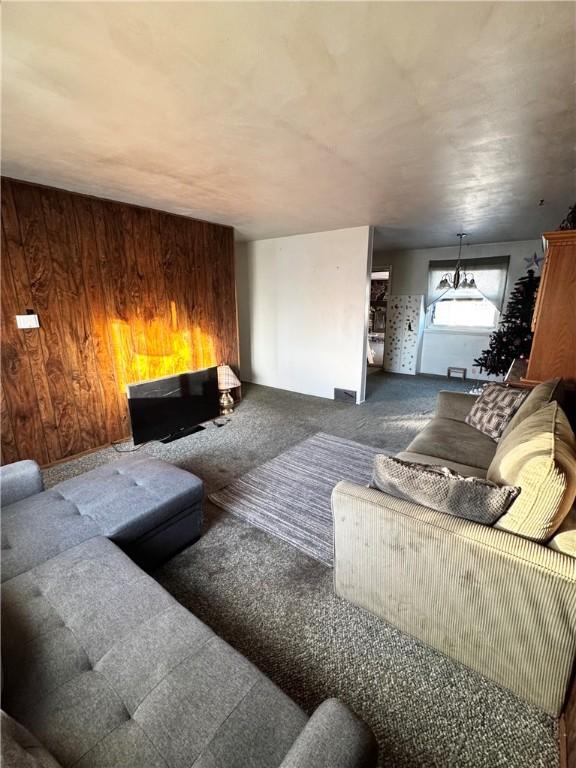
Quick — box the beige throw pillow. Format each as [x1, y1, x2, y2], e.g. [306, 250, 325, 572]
[487, 402, 576, 541]
[372, 455, 520, 525]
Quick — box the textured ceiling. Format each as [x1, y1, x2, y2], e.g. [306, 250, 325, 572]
[2, 2, 575, 249]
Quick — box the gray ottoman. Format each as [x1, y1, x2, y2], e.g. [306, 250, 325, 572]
[1, 456, 203, 580]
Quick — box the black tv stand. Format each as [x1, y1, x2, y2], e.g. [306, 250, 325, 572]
[160, 425, 206, 444]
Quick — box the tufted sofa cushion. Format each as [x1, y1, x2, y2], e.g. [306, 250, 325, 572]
[1, 536, 307, 768]
[1, 490, 100, 582]
[1, 456, 203, 582]
[1, 710, 62, 768]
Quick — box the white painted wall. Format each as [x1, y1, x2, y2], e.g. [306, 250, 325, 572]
[373, 239, 543, 380]
[236, 227, 372, 403]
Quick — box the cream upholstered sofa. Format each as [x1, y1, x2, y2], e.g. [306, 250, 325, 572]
[332, 380, 576, 716]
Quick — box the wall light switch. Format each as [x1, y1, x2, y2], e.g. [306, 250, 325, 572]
[16, 314, 40, 329]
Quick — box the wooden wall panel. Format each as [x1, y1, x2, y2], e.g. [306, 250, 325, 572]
[1, 178, 238, 465]
[1, 222, 51, 465]
[0, 384, 19, 466]
[71, 195, 124, 443]
[2, 186, 61, 462]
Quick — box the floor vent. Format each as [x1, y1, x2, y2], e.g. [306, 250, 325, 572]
[334, 388, 357, 403]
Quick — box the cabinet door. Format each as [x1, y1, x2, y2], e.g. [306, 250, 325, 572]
[384, 295, 424, 375]
[383, 298, 405, 373]
[526, 231, 576, 382]
[399, 296, 422, 375]
[384, 296, 403, 372]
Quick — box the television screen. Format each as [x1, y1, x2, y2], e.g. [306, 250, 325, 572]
[127, 367, 220, 444]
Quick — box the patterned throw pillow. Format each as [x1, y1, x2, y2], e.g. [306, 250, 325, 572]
[371, 455, 520, 525]
[465, 384, 529, 441]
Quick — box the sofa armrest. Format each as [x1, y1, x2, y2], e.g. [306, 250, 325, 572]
[279, 699, 377, 768]
[0, 460, 43, 507]
[435, 390, 477, 422]
[331, 480, 576, 716]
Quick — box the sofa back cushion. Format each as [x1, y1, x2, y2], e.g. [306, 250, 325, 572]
[500, 378, 563, 441]
[487, 402, 576, 541]
[403, 417, 498, 470]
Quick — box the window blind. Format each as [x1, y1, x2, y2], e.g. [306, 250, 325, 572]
[427, 255, 510, 310]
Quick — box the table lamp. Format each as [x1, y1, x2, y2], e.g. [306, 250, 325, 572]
[217, 365, 241, 415]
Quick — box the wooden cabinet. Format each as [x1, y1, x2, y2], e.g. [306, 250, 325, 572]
[525, 230, 576, 385]
[383, 295, 424, 375]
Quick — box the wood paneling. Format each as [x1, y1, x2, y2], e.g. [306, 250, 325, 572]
[1, 178, 238, 465]
[525, 230, 576, 385]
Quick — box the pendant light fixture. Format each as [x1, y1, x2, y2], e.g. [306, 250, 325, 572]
[436, 233, 476, 290]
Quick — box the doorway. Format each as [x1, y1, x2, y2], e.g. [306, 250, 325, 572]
[367, 268, 391, 369]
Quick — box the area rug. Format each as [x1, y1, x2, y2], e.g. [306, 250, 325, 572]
[209, 432, 384, 565]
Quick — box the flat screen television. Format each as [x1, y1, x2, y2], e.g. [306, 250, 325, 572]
[127, 367, 220, 444]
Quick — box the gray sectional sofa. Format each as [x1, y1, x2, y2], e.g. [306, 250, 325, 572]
[1, 456, 377, 768]
[1, 455, 205, 580]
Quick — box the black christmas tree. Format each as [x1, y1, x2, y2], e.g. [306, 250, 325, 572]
[474, 269, 540, 376]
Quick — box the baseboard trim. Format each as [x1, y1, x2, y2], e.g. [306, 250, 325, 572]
[40, 440, 127, 469]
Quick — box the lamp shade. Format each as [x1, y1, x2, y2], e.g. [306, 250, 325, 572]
[217, 365, 241, 391]
[437, 275, 451, 290]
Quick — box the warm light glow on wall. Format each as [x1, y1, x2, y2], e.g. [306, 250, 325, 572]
[110, 304, 217, 392]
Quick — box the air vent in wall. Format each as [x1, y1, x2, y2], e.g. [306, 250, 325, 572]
[334, 388, 357, 403]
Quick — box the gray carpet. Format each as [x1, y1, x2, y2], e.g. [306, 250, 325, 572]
[43, 372, 558, 768]
[210, 432, 383, 565]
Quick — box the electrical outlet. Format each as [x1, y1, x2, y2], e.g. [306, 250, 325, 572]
[16, 314, 40, 329]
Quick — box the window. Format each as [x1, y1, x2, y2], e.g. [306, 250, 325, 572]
[429, 291, 499, 328]
[427, 255, 509, 330]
